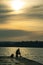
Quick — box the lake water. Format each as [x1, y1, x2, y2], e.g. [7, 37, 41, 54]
[0, 47, 43, 64]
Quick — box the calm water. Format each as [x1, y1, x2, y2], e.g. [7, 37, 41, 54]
[0, 47, 43, 64]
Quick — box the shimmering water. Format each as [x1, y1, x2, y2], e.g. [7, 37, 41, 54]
[0, 47, 43, 64]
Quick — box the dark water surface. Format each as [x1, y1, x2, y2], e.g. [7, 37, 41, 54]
[0, 47, 43, 64]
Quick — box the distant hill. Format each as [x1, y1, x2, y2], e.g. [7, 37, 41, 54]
[0, 41, 43, 47]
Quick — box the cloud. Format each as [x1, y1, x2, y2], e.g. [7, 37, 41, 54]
[0, 30, 43, 41]
[0, 4, 13, 13]
[8, 5, 43, 20]
[0, 4, 43, 24]
[0, 15, 12, 23]
[32, 5, 43, 8]
[21, 5, 43, 19]
[0, 30, 31, 38]
[0, 4, 13, 23]
[29, 5, 43, 19]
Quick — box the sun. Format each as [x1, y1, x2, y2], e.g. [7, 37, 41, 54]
[10, 0, 24, 11]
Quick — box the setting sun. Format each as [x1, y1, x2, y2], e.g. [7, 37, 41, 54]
[10, 0, 25, 11]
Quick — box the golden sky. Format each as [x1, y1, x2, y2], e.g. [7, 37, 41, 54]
[0, 0, 43, 41]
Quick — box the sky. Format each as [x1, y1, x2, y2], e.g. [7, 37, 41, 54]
[0, 0, 43, 41]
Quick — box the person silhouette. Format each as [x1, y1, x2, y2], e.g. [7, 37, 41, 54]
[10, 54, 14, 58]
[16, 48, 21, 58]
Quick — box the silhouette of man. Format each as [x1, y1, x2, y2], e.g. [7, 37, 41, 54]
[16, 48, 21, 58]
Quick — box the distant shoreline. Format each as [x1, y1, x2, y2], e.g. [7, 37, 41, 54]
[0, 41, 43, 47]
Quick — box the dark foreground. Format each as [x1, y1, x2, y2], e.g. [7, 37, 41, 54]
[0, 56, 43, 65]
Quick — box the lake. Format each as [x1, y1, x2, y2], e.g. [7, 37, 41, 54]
[0, 47, 43, 64]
